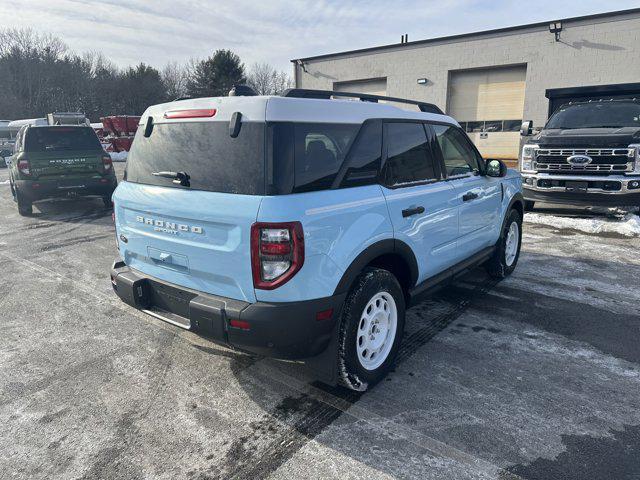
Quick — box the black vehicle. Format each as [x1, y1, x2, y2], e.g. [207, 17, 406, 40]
[519, 99, 640, 210]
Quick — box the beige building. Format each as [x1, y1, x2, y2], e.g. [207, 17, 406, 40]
[292, 8, 640, 166]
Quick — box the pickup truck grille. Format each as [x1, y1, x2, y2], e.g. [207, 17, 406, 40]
[535, 148, 635, 174]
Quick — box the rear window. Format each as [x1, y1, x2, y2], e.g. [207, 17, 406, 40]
[126, 121, 266, 195]
[25, 127, 102, 152]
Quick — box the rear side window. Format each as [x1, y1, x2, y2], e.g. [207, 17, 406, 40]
[432, 124, 481, 177]
[338, 120, 382, 189]
[126, 121, 266, 195]
[294, 123, 359, 192]
[383, 122, 438, 186]
[25, 127, 102, 152]
[270, 123, 359, 193]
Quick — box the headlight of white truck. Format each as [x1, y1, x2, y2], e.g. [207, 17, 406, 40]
[627, 144, 640, 175]
[520, 144, 538, 173]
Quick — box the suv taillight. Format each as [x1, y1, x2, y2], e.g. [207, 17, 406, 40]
[18, 159, 30, 175]
[251, 222, 304, 290]
[102, 154, 113, 172]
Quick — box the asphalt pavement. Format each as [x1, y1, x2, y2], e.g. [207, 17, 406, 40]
[1, 163, 639, 480]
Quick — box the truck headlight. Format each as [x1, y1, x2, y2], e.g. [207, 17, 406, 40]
[627, 144, 640, 175]
[520, 144, 538, 173]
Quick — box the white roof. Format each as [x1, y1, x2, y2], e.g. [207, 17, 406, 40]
[7, 118, 47, 128]
[140, 95, 457, 126]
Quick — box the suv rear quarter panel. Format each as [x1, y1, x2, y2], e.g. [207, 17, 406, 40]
[255, 185, 392, 302]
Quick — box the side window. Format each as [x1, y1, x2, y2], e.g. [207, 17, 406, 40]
[383, 122, 438, 186]
[338, 120, 382, 188]
[293, 123, 359, 193]
[432, 124, 481, 177]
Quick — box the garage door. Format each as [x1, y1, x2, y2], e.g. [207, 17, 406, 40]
[333, 78, 387, 97]
[448, 66, 526, 166]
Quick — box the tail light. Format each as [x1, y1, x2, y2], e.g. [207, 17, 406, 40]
[18, 159, 30, 175]
[102, 154, 113, 172]
[251, 222, 304, 290]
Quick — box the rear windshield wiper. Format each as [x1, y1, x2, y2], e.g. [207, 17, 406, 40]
[152, 170, 191, 187]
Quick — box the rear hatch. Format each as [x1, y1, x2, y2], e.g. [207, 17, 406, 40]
[24, 126, 107, 179]
[113, 104, 267, 303]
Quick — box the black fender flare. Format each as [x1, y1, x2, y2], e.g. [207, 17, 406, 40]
[500, 192, 524, 238]
[507, 192, 524, 217]
[333, 239, 419, 295]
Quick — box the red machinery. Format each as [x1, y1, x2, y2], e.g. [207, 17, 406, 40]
[100, 115, 140, 152]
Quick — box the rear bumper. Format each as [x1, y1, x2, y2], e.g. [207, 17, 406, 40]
[15, 175, 117, 202]
[110, 260, 345, 359]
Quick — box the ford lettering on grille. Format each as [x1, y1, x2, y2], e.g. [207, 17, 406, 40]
[136, 216, 203, 235]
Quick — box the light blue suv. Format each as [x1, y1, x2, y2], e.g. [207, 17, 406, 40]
[110, 88, 524, 391]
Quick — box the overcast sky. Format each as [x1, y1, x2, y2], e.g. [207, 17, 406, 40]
[1, 0, 638, 73]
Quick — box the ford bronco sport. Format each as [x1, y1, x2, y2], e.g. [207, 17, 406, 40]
[110, 89, 524, 391]
[9, 123, 117, 216]
[520, 99, 640, 210]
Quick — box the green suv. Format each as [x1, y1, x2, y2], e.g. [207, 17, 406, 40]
[9, 125, 117, 216]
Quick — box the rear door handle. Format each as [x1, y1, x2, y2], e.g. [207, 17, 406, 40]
[462, 192, 479, 202]
[402, 206, 425, 217]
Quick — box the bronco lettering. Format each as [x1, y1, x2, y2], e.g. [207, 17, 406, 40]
[135, 215, 203, 234]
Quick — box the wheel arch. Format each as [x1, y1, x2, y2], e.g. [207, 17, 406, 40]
[508, 192, 524, 220]
[333, 239, 419, 302]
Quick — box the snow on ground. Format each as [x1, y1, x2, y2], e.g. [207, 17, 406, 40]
[110, 151, 128, 162]
[525, 212, 640, 237]
[0, 180, 9, 185]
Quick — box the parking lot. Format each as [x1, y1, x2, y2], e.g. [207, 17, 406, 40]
[1, 163, 639, 480]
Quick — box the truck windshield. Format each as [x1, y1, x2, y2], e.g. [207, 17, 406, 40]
[546, 102, 640, 129]
[25, 127, 102, 152]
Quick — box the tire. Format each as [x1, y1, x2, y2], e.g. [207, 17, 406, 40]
[16, 190, 33, 216]
[486, 209, 522, 279]
[337, 267, 406, 391]
[524, 200, 535, 212]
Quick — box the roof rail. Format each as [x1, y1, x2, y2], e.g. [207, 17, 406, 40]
[281, 88, 444, 114]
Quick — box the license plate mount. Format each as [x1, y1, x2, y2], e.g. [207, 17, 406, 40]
[565, 181, 589, 193]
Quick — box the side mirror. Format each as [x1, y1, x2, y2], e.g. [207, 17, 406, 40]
[520, 120, 533, 137]
[486, 159, 508, 178]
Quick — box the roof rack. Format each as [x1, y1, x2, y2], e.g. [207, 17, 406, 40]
[281, 88, 444, 115]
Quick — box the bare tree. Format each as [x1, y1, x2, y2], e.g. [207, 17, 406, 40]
[246, 62, 292, 95]
[162, 61, 188, 100]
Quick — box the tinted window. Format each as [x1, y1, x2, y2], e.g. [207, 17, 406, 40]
[293, 123, 359, 192]
[339, 120, 382, 188]
[25, 127, 102, 152]
[546, 102, 640, 129]
[432, 124, 481, 177]
[503, 120, 522, 132]
[383, 122, 437, 186]
[127, 121, 266, 195]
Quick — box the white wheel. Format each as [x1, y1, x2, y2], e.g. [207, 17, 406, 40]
[356, 292, 398, 371]
[504, 221, 519, 267]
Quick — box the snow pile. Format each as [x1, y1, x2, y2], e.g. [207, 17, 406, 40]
[525, 212, 640, 237]
[110, 151, 128, 162]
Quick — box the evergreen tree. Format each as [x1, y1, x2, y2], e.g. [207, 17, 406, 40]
[186, 49, 245, 98]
